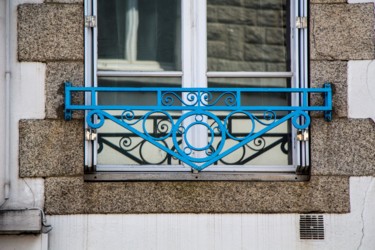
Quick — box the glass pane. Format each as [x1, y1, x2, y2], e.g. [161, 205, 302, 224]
[205, 120, 291, 166]
[98, 76, 181, 106]
[207, 0, 290, 72]
[208, 77, 290, 106]
[98, 0, 181, 71]
[208, 77, 292, 165]
[97, 77, 182, 167]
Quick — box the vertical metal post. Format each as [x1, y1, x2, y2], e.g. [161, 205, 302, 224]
[85, 0, 94, 170]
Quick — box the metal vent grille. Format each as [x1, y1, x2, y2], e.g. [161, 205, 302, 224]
[299, 215, 325, 240]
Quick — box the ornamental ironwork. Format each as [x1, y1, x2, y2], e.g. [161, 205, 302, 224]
[97, 115, 290, 166]
[64, 82, 332, 171]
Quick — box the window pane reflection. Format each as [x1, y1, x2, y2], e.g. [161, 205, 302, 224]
[208, 77, 292, 165]
[98, 0, 181, 71]
[97, 77, 182, 166]
[207, 0, 290, 72]
[98, 77, 181, 106]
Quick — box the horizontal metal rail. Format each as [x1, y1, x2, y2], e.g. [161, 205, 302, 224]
[65, 84, 332, 113]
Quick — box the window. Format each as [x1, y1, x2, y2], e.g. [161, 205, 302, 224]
[81, 0, 313, 180]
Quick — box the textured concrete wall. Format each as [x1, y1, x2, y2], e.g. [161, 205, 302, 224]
[18, 4, 83, 61]
[311, 119, 375, 175]
[44, 176, 349, 214]
[16, 1, 375, 214]
[45, 62, 84, 119]
[309, 2, 375, 177]
[310, 4, 374, 60]
[19, 119, 83, 177]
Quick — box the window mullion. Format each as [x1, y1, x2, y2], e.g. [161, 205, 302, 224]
[191, 0, 208, 164]
[193, 0, 207, 88]
[181, 0, 192, 88]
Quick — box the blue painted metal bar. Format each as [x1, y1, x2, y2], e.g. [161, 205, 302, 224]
[64, 84, 333, 113]
[64, 82, 333, 171]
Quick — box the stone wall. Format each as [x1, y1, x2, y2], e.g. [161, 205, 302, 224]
[17, 1, 375, 214]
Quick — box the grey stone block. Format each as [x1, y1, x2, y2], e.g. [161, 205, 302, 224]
[243, 0, 286, 9]
[207, 24, 228, 41]
[207, 0, 242, 7]
[311, 0, 346, 3]
[207, 5, 218, 23]
[207, 58, 266, 71]
[257, 10, 285, 27]
[310, 61, 347, 118]
[245, 44, 286, 63]
[208, 26, 244, 61]
[18, 4, 84, 61]
[265, 27, 286, 45]
[208, 5, 256, 25]
[245, 27, 266, 44]
[310, 4, 375, 60]
[266, 62, 287, 71]
[45, 177, 86, 214]
[46, 62, 84, 119]
[44, 176, 350, 214]
[45, 0, 83, 3]
[311, 118, 375, 176]
[208, 41, 229, 59]
[19, 119, 84, 177]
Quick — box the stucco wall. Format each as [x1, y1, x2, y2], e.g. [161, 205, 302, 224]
[15, 1, 375, 215]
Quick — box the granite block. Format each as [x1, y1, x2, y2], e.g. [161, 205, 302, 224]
[19, 119, 84, 177]
[310, 61, 347, 118]
[44, 176, 350, 214]
[46, 62, 84, 119]
[18, 4, 84, 61]
[311, 118, 375, 176]
[310, 4, 375, 60]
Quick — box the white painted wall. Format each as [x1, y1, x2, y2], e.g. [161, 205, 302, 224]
[0, 234, 48, 250]
[0, 0, 45, 210]
[0, 0, 46, 249]
[0, 0, 6, 205]
[348, 60, 375, 121]
[46, 177, 375, 250]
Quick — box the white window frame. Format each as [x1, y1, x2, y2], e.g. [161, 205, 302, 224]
[84, 0, 310, 179]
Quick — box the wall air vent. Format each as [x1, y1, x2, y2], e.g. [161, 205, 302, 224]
[299, 215, 325, 240]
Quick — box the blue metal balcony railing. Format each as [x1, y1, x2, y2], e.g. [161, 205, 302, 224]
[64, 82, 332, 171]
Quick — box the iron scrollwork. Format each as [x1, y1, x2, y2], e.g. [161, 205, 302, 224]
[97, 115, 291, 166]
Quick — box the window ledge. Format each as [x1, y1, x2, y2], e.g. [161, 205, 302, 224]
[84, 172, 310, 182]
